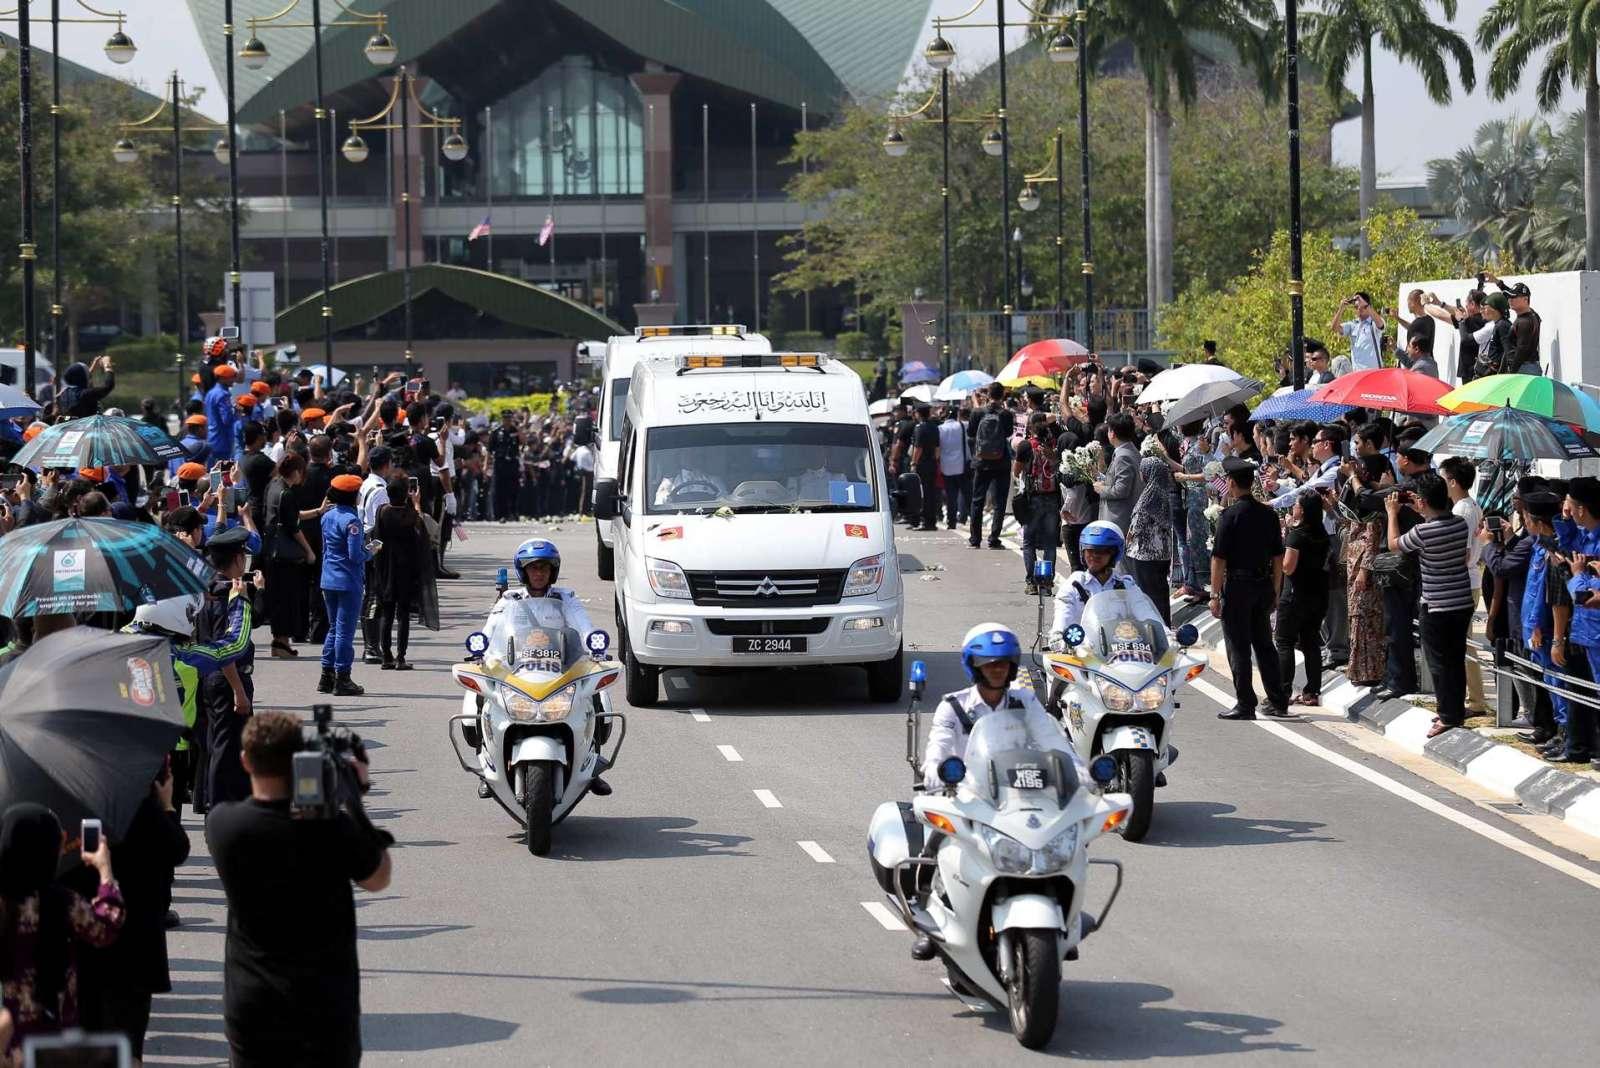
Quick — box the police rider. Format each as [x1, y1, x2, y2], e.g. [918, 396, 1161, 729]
[910, 622, 1082, 961]
[480, 538, 612, 796]
[1048, 521, 1137, 650]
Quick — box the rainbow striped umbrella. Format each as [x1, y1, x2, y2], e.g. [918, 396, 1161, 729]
[1438, 374, 1600, 433]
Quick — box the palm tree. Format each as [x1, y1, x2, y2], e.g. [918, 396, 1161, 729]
[1426, 116, 1550, 263]
[1303, 0, 1475, 258]
[1477, 0, 1600, 268]
[1040, 0, 1277, 310]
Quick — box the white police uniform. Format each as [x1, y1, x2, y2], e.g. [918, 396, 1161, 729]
[1049, 570, 1136, 648]
[921, 684, 1080, 791]
[481, 586, 596, 670]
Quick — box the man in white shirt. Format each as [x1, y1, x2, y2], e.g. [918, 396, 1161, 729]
[936, 407, 970, 530]
[1329, 291, 1386, 372]
[358, 447, 393, 535]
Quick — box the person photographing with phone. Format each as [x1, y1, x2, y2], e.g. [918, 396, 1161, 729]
[1329, 292, 1386, 372]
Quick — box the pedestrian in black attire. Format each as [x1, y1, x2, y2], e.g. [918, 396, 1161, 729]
[53, 356, 115, 418]
[967, 383, 1014, 549]
[139, 397, 167, 431]
[1276, 490, 1330, 705]
[489, 411, 521, 521]
[77, 772, 190, 1062]
[1013, 412, 1061, 594]
[200, 527, 260, 810]
[237, 422, 276, 532]
[1211, 458, 1290, 719]
[264, 453, 316, 659]
[374, 475, 429, 670]
[910, 404, 941, 531]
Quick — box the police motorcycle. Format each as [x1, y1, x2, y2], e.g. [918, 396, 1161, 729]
[1038, 579, 1204, 843]
[867, 653, 1134, 1050]
[446, 567, 627, 855]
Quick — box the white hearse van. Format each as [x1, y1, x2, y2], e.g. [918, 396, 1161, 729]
[592, 325, 771, 579]
[593, 351, 904, 707]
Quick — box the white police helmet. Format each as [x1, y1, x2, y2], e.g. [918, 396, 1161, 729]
[134, 594, 200, 638]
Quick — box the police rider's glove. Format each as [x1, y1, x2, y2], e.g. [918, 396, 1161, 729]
[1050, 638, 1066, 653]
[443, 491, 457, 516]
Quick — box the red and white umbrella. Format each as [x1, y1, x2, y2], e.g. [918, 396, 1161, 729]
[1309, 368, 1451, 415]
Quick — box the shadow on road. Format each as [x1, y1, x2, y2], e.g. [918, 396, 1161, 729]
[1035, 981, 1311, 1058]
[365, 966, 952, 1005]
[1140, 802, 1336, 848]
[542, 814, 753, 862]
[361, 1012, 519, 1052]
[359, 923, 474, 941]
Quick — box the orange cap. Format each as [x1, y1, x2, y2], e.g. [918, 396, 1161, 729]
[237, 394, 257, 408]
[184, 414, 207, 428]
[176, 462, 207, 481]
[77, 467, 106, 483]
[330, 473, 363, 492]
[249, 381, 270, 396]
[191, 373, 202, 385]
[212, 363, 239, 380]
[301, 407, 327, 423]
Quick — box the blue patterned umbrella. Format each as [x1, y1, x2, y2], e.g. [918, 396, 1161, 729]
[1250, 387, 1352, 423]
[0, 518, 213, 617]
[0, 384, 41, 420]
[1413, 405, 1598, 462]
[10, 414, 186, 469]
[899, 361, 940, 384]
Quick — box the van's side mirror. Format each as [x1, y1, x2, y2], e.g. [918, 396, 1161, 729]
[593, 478, 619, 520]
[895, 471, 922, 518]
[572, 414, 594, 448]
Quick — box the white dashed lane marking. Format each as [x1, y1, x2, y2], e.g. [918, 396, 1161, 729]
[860, 901, 907, 931]
[798, 840, 835, 863]
[717, 745, 743, 762]
[689, 708, 710, 722]
[754, 789, 783, 808]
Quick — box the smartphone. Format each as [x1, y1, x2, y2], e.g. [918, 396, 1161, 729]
[1486, 515, 1505, 535]
[407, 475, 419, 494]
[80, 818, 101, 855]
[224, 486, 238, 514]
[241, 570, 259, 583]
[208, 471, 222, 493]
[405, 377, 422, 398]
[178, 489, 191, 509]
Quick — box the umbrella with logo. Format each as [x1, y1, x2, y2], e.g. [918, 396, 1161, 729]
[0, 384, 41, 420]
[1250, 386, 1352, 423]
[1308, 367, 1451, 416]
[10, 414, 186, 470]
[0, 518, 213, 618]
[1438, 373, 1600, 433]
[898, 361, 940, 385]
[0, 626, 184, 839]
[1413, 405, 1599, 461]
[934, 369, 995, 401]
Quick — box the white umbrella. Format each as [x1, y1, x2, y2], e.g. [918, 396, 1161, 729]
[867, 398, 898, 417]
[899, 383, 938, 405]
[1136, 363, 1247, 407]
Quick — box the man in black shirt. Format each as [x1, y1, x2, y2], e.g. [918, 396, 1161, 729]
[207, 711, 391, 1068]
[1211, 458, 1290, 719]
[237, 422, 276, 531]
[488, 411, 522, 522]
[967, 382, 1015, 549]
[909, 404, 941, 531]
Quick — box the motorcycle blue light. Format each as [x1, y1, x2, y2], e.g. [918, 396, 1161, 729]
[910, 660, 927, 684]
[937, 756, 966, 785]
[1064, 624, 1085, 648]
[1035, 560, 1054, 580]
[1090, 755, 1117, 786]
[585, 629, 611, 657]
[464, 631, 489, 657]
[496, 567, 509, 589]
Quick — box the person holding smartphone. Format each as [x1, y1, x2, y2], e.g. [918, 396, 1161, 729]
[1328, 291, 1386, 371]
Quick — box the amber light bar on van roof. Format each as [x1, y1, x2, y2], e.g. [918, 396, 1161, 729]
[635, 323, 746, 339]
[675, 353, 828, 373]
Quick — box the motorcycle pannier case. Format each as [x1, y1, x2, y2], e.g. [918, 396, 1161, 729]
[867, 800, 925, 896]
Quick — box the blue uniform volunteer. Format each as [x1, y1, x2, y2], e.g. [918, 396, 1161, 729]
[319, 473, 371, 696]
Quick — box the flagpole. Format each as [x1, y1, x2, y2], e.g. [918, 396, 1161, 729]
[484, 105, 493, 271]
[750, 101, 758, 333]
[703, 102, 710, 322]
[600, 106, 609, 318]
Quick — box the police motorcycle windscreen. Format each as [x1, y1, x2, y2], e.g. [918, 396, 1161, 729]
[1074, 589, 1171, 687]
[960, 713, 1083, 846]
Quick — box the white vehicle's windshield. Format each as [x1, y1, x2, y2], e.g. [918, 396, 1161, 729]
[644, 422, 877, 514]
[1075, 589, 1170, 665]
[962, 712, 1079, 809]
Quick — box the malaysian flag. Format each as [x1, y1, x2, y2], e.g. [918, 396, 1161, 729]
[538, 213, 555, 247]
[467, 215, 491, 242]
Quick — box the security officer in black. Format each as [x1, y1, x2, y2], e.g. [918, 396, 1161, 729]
[197, 525, 260, 810]
[1210, 458, 1291, 719]
[488, 410, 522, 522]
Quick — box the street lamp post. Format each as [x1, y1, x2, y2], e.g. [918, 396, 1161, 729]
[343, 66, 467, 367]
[113, 73, 224, 406]
[1047, 3, 1094, 352]
[1017, 128, 1063, 331]
[1286, 0, 1305, 390]
[239, 0, 397, 381]
[221, 0, 243, 353]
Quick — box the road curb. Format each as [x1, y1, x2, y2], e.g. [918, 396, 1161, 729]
[1317, 676, 1600, 841]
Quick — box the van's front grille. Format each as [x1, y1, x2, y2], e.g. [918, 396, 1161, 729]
[684, 570, 846, 607]
[704, 617, 831, 636]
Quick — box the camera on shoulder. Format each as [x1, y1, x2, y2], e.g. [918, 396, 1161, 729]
[291, 703, 369, 820]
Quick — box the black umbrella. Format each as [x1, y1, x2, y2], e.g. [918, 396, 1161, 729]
[0, 626, 184, 839]
[0, 517, 213, 617]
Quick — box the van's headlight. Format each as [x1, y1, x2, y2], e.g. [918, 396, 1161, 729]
[843, 553, 886, 597]
[1093, 675, 1135, 712]
[1135, 673, 1170, 711]
[645, 557, 691, 599]
[500, 682, 575, 722]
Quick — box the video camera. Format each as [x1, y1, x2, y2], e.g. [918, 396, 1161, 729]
[291, 703, 372, 821]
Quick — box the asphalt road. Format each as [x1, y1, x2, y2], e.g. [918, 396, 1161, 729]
[149, 519, 1600, 1065]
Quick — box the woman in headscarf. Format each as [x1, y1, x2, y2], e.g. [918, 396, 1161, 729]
[0, 804, 124, 1052]
[1126, 451, 1176, 625]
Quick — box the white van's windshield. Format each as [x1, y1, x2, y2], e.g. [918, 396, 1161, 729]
[644, 423, 877, 514]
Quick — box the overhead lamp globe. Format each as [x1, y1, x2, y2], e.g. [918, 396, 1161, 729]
[1018, 185, 1041, 212]
[882, 127, 909, 158]
[924, 34, 955, 70]
[213, 139, 231, 165]
[111, 138, 139, 165]
[238, 35, 269, 70]
[103, 29, 137, 64]
[441, 131, 469, 162]
[981, 127, 1004, 157]
[341, 133, 370, 164]
[1021, 275, 1035, 298]
[1047, 31, 1078, 64]
[363, 30, 397, 67]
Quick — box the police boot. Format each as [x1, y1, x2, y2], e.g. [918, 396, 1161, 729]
[317, 667, 335, 694]
[334, 672, 365, 697]
[910, 936, 936, 961]
[589, 755, 614, 796]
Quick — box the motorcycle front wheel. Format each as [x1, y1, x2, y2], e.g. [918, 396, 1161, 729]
[1007, 929, 1060, 1049]
[1120, 750, 1155, 842]
[523, 762, 555, 856]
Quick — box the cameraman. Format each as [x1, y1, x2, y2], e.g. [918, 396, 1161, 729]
[206, 711, 391, 1068]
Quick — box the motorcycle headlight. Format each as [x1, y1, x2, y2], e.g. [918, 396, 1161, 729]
[1093, 675, 1135, 713]
[500, 682, 575, 723]
[843, 553, 886, 597]
[1135, 672, 1170, 711]
[979, 826, 1033, 875]
[1039, 823, 1080, 871]
[645, 556, 691, 600]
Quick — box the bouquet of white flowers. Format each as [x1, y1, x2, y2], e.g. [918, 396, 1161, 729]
[1140, 434, 1168, 459]
[1059, 440, 1103, 484]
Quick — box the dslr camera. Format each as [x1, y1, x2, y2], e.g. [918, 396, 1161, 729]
[291, 704, 372, 820]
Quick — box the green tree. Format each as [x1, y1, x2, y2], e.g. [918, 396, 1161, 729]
[1303, 0, 1476, 258]
[1477, 0, 1600, 268]
[1158, 208, 1474, 386]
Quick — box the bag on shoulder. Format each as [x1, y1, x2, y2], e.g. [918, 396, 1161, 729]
[1370, 550, 1415, 590]
[1025, 438, 1057, 495]
[975, 411, 1007, 462]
